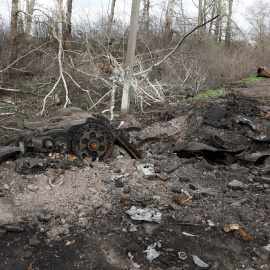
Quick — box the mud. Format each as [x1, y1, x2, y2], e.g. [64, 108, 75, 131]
[0, 80, 270, 270]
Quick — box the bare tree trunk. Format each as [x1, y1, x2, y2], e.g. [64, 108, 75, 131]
[215, 0, 222, 41]
[65, 0, 73, 50]
[141, 0, 150, 38]
[10, 0, 19, 67]
[208, 1, 216, 35]
[121, 0, 140, 113]
[24, 0, 35, 55]
[107, 0, 116, 42]
[225, 0, 233, 48]
[58, 0, 64, 42]
[197, 0, 204, 35]
[198, 0, 203, 25]
[164, 0, 175, 45]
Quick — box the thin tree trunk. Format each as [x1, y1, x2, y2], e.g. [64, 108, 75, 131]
[65, 0, 73, 50]
[141, 0, 150, 38]
[225, 0, 233, 48]
[10, 0, 19, 66]
[198, 0, 203, 35]
[164, 0, 175, 45]
[58, 0, 63, 42]
[121, 0, 140, 113]
[107, 0, 116, 42]
[215, 0, 222, 41]
[208, 1, 216, 35]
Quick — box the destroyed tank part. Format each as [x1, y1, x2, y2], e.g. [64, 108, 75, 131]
[257, 67, 270, 78]
[0, 142, 24, 163]
[11, 107, 145, 162]
[71, 121, 114, 161]
[14, 108, 114, 160]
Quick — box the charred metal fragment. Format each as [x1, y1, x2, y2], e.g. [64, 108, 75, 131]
[172, 141, 245, 165]
[203, 105, 230, 128]
[257, 67, 270, 78]
[236, 150, 270, 165]
[0, 142, 24, 163]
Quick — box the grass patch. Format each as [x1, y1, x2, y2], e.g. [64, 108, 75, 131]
[184, 88, 227, 101]
[237, 74, 264, 83]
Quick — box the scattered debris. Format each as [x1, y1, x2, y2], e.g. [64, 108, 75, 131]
[179, 189, 193, 205]
[48, 176, 64, 187]
[137, 163, 155, 177]
[207, 220, 215, 227]
[126, 206, 162, 223]
[264, 244, 270, 252]
[103, 173, 129, 182]
[192, 255, 209, 268]
[178, 252, 187, 260]
[182, 232, 199, 237]
[66, 240, 75, 246]
[224, 224, 254, 241]
[156, 172, 167, 182]
[144, 242, 161, 261]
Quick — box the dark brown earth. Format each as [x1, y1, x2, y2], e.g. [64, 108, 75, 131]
[0, 80, 270, 270]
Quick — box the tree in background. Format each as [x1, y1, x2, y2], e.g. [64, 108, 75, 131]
[245, 0, 270, 48]
[141, 0, 150, 38]
[225, 0, 233, 47]
[9, 0, 19, 67]
[107, 0, 116, 44]
[65, 0, 73, 50]
[164, 0, 175, 45]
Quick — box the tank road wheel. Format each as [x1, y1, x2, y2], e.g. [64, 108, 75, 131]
[71, 122, 114, 161]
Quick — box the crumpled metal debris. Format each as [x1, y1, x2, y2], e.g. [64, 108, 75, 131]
[126, 206, 162, 223]
[144, 242, 161, 261]
[233, 115, 256, 131]
[192, 255, 209, 268]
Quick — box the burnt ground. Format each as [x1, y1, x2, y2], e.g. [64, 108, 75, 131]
[0, 80, 270, 270]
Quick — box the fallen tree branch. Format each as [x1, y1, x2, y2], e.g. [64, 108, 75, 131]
[0, 125, 23, 131]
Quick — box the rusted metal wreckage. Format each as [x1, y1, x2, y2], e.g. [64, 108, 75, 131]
[0, 107, 158, 164]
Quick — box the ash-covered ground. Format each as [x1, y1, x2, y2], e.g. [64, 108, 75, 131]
[0, 81, 270, 270]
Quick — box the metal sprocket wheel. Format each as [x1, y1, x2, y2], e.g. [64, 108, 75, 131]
[71, 121, 114, 161]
